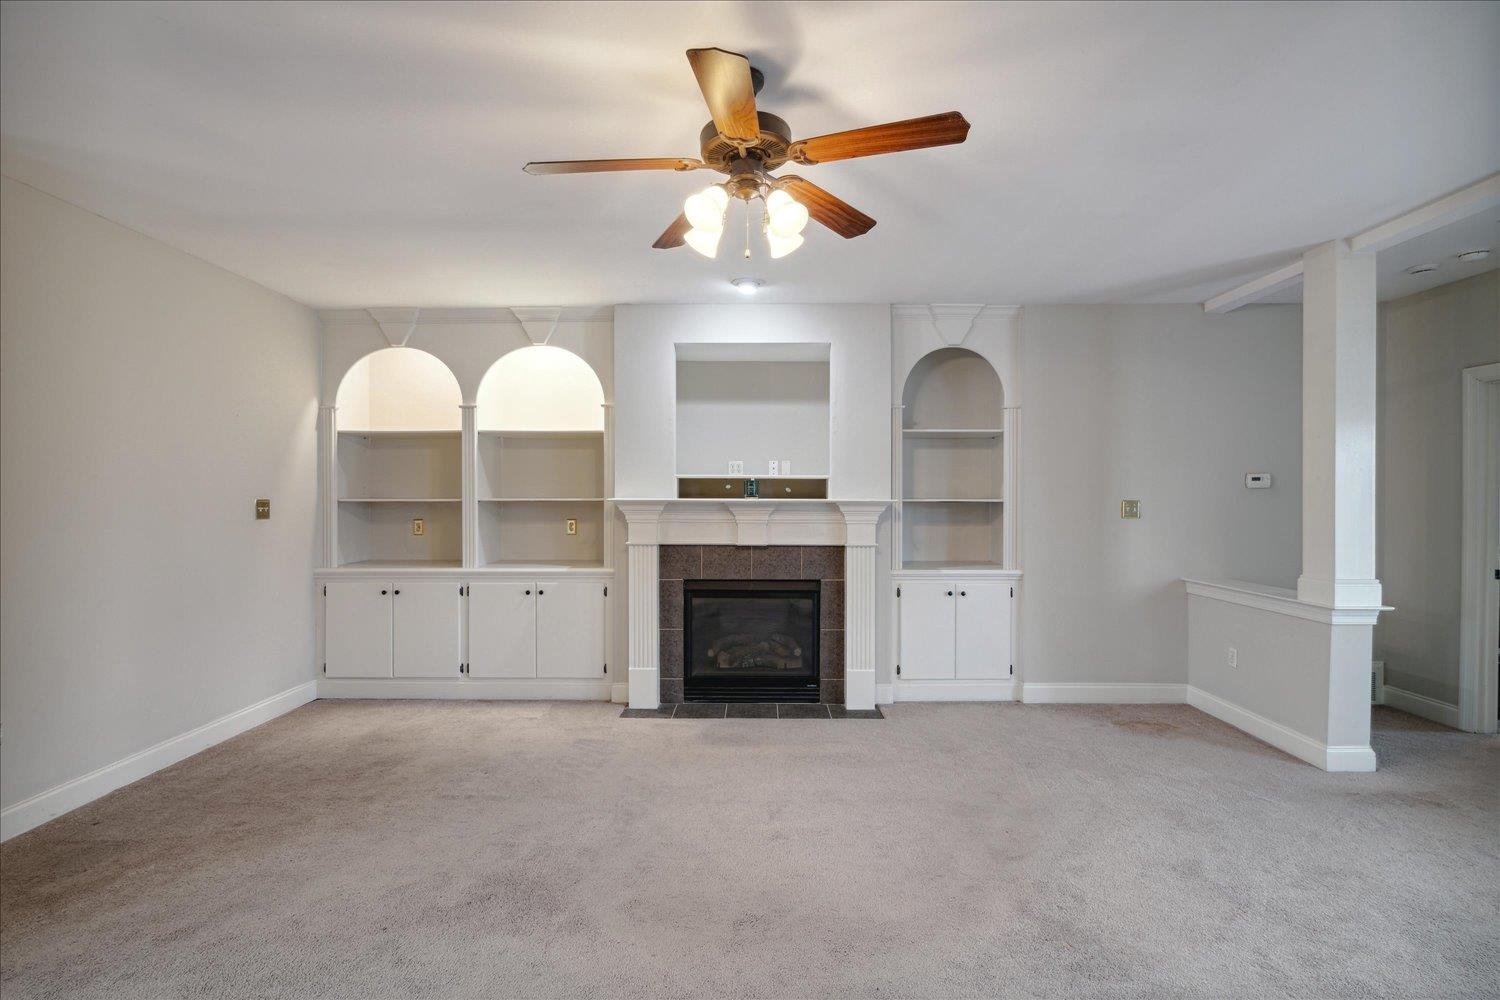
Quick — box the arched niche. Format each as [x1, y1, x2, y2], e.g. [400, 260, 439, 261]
[335, 347, 462, 431]
[475, 345, 604, 431]
[473, 345, 607, 568]
[901, 347, 1004, 430]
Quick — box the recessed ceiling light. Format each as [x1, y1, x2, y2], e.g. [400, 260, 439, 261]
[1455, 249, 1491, 262]
[731, 277, 763, 295]
[1405, 264, 1437, 275]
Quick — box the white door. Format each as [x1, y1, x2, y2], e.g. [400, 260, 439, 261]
[325, 581, 393, 678]
[468, 581, 537, 678]
[955, 581, 1013, 680]
[393, 581, 463, 678]
[536, 580, 605, 679]
[898, 581, 956, 680]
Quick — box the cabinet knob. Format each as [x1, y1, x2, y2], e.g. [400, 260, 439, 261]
[960, 590, 967, 597]
[525, 590, 531, 595]
[538, 589, 544, 596]
[946, 590, 953, 596]
[393, 589, 400, 595]
[381, 590, 388, 595]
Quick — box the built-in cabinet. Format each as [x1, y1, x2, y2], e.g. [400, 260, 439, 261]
[891, 306, 1022, 700]
[469, 579, 606, 679]
[896, 579, 1014, 681]
[324, 580, 463, 678]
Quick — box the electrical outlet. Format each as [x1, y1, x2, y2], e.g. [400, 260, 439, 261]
[1245, 473, 1272, 489]
[768, 460, 779, 476]
[411, 517, 425, 536]
[255, 498, 270, 520]
[728, 461, 743, 475]
[565, 518, 578, 536]
[1227, 646, 1237, 669]
[1120, 499, 1141, 519]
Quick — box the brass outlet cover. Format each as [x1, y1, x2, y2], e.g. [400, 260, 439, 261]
[411, 517, 425, 536]
[565, 518, 578, 536]
[1121, 499, 1141, 519]
[255, 498, 270, 520]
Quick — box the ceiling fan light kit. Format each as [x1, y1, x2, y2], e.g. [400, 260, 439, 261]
[523, 46, 970, 262]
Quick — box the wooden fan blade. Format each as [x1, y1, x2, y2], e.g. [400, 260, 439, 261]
[789, 112, 970, 165]
[523, 157, 703, 175]
[652, 213, 692, 249]
[779, 176, 876, 239]
[686, 47, 760, 142]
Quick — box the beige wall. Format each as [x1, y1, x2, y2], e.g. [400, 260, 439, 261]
[0, 177, 321, 811]
[1376, 270, 1500, 704]
[1019, 304, 1304, 684]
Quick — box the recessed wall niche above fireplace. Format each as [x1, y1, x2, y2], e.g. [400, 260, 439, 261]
[683, 580, 820, 702]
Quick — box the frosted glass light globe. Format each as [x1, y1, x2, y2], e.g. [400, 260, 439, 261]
[767, 231, 803, 259]
[683, 186, 729, 232]
[684, 226, 722, 259]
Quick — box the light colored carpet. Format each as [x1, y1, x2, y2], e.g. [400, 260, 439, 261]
[1, 701, 1495, 999]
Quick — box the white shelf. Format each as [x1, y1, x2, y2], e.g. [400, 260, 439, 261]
[338, 559, 463, 569]
[479, 497, 604, 503]
[338, 429, 460, 438]
[903, 498, 1004, 504]
[900, 560, 1008, 571]
[482, 559, 606, 570]
[339, 497, 461, 503]
[478, 429, 603, 438]
[901, 428, 1003, 438]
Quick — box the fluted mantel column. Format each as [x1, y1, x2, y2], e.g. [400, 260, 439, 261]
[839, 502, 887, 711]
[617, 502, 667, 709]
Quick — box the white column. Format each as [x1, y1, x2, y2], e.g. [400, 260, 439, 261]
[318, 404, 338, 568]
[840, 503, 887, 711]
[460, 403, 478, 569]
[1298, 239, 1381, 770]
[618, 502, 666, 709]
[1297, 239, 1381, 609]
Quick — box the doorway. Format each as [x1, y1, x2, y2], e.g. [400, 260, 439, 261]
[1459, 363, 1500, 733]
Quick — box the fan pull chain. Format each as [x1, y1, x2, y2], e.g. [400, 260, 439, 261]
[744, 199, 752, 260]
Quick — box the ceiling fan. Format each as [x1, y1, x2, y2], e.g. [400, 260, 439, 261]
[522, 47, 970, 259]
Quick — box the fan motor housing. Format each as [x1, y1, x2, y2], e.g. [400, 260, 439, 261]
[700, 112, 792, 172]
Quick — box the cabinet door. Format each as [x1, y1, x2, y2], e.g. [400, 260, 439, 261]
[956, 581, 1013, 679]
[468, 582, 537, 678]
[393, 581, 463, 678]
[536, 580, 604, 679]
[898, 581, 957, 679]
[325, 581, 393, 678]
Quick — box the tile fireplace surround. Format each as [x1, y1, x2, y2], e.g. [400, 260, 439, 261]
[659, 545, 845, 705]
[615, 501, 886, 711]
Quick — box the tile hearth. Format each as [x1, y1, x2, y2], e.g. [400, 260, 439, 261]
[620, 703, 883, 719]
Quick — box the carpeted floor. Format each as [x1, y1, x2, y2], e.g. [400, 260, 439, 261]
[1, 702, 1495, 999]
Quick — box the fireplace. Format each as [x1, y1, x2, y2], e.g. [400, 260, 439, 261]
[682, 579, 821, 702]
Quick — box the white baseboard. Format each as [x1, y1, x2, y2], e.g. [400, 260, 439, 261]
[1380, 684, 1460, 728]
[875, 683, 894, 705]
[317, 678, 611, 700]
[1022, 682, 1187, 704]
[1186, 685, 1376, 772]
[610, 683, 629, 705]
[1, 680, 317, 843]
[893, 679, 1017, 702]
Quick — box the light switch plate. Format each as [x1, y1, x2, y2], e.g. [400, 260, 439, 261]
[254, 498, 270, 520]
[1120, 499, 1141, 519]
[768, 460, 779, 476]
[1245, 472, 1272, 489]
[728, 461, 743, 475]
[781, 460, 791, 476]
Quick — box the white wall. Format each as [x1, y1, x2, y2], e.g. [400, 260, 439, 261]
[675, 359, 831, 476]
[1019, 304, 1303, 684]
[613, 305, 891, 499]
[0, 176, 321, 814]
[1376, 270, 1500, 704]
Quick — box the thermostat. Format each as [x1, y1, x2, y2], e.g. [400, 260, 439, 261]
[1245, 473, 1272, 489]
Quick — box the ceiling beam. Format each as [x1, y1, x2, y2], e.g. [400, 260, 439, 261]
[1348, 172, 1500, 254]
[1203, 260, 1305, 315]
[1203, 172, 1500, 314]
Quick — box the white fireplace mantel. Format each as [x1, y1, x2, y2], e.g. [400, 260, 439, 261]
[615, 500, 888, 710]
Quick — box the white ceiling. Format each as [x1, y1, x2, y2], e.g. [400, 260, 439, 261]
[2, 1, 1497, 309]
